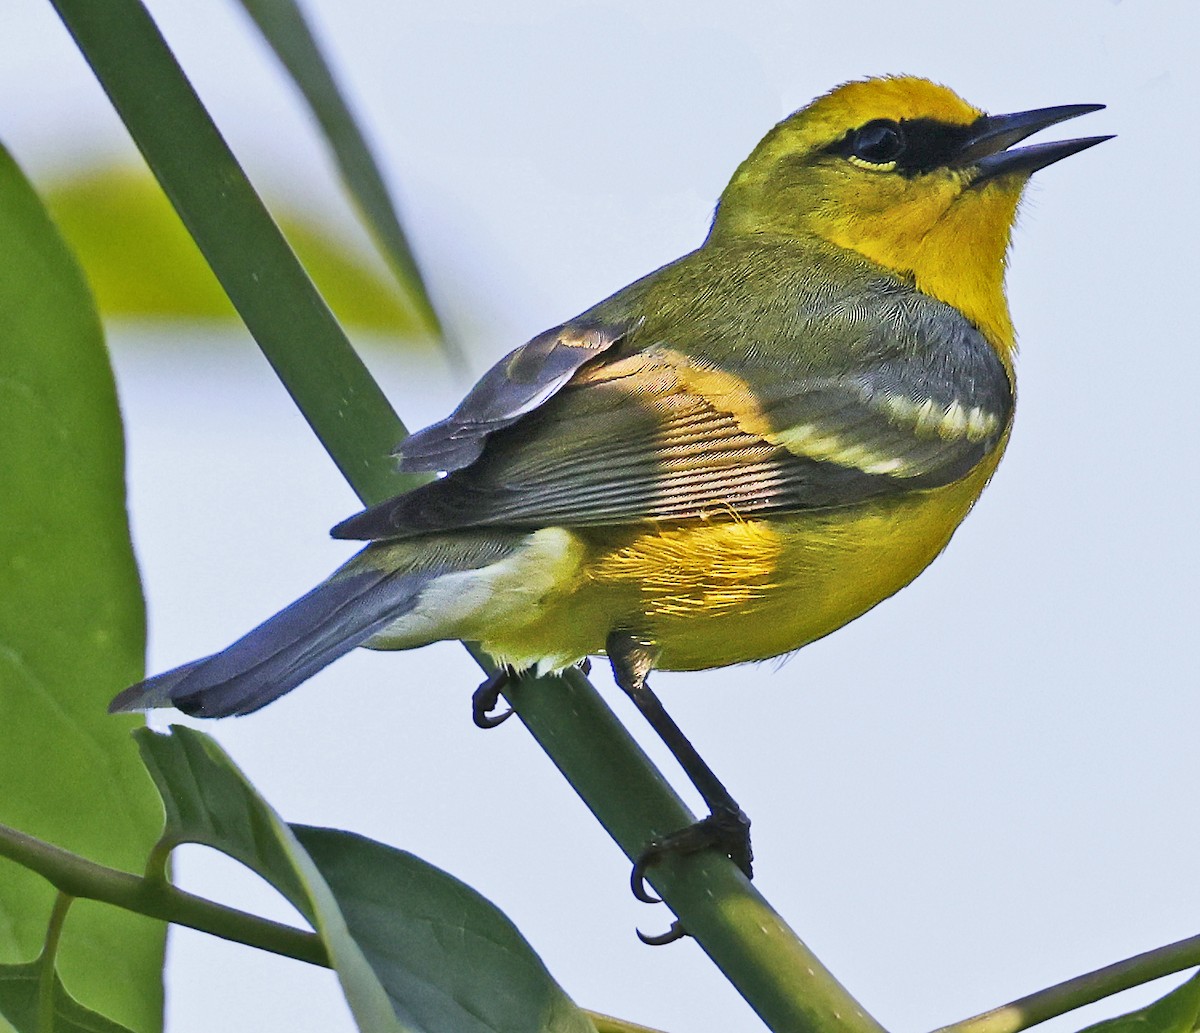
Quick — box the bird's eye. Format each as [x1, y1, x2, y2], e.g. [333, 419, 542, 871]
[848, 120, 906, 166]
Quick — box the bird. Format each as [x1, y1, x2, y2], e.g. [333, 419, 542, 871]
[113, 76, 1108, 916]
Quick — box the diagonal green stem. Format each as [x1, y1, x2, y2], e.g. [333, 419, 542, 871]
[933, 934, 1200, 1033]
[50, 2, 881, 1030]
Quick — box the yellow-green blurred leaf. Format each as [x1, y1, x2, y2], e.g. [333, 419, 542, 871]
[42, 165, 430, 335]
[235, 0, 444, 338]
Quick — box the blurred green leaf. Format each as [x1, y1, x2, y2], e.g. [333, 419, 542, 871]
[137, 726, 596, 1033]
[1078, 972, 1200, 1033]
[296, 826, 597, 1033]
[235, 0, 445, 343]
[52, 0, 410, 503]
[0, 957, 133, 1033]
[0, 144, 164, 1031]
[42, 166, 431, 336]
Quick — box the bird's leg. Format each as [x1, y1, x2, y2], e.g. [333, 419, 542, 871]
[472, 666, 516, 728]
[606, 631, 753, 913]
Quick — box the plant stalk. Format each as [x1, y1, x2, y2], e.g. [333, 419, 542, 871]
[0, 821, 327, 967]
[933, 935, 1200, 1033]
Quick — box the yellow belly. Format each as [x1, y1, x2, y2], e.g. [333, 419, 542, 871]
[473, 453, 1001, 673]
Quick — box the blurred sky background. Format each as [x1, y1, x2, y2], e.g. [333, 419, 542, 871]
[3, 1, 1200, 1032]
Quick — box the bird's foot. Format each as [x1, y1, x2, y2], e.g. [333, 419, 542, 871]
[631, 806, 753, 902]
[630, 806, 753, 944]
[471, 667, 515, 728]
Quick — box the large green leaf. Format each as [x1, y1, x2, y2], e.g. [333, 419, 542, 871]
[42, 167, 429, 335]
[0, 144, 164, 1030]
[137, 726, 596, 1033]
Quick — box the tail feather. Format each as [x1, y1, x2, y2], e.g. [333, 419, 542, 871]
[112, 559, 443, 718]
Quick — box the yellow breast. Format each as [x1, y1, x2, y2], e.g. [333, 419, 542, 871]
[471, 441, 1005, 674]
[589, 453, 999, 670]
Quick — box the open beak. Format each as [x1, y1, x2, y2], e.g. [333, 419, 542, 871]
[958, 104, 1112, 185]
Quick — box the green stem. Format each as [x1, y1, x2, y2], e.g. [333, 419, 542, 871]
[37, 893, 72, 1033]
[933, 934, 1200, 1033]
[50, 2, 879, 1030]
[0, 821, 327, 967]
[586, 1011, 672, 1033]
[48, 1, 415, 508]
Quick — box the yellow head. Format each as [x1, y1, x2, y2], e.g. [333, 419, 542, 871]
[712, 76, 1108, 355]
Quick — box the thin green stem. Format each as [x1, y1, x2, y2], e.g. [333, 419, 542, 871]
[143, 836, 173, 886]
[37, 893, 72, 1033]
[933, 934, 1200, 1033]
[0, 821, 327, 967]
[586, 1011, 671, 1033]
[51, 2, 881, 1030]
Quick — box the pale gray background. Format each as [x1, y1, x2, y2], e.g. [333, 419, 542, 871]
[3, 2, 1198, 1032]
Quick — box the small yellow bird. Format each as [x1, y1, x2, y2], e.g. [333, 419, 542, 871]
[115, 76, 1108, 905]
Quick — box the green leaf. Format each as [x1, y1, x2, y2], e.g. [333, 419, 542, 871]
[296, 826, 596, 1033]
[0, 143, 164, 1031]
[41, 167, 429, 335]
[0, 958, 133, 1033]
[135, 727, 403, 1033]
[234, 0, 443, 340]
[1078, 972, 1200, 1033]
[136, 726, 596, 1033]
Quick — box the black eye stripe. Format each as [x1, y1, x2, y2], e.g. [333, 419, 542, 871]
[826, 117, 976, 175]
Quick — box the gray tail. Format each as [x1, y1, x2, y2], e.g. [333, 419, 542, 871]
[110, 537, 516, 718]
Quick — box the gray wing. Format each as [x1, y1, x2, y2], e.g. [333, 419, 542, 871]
[334, 288, 1011, 541]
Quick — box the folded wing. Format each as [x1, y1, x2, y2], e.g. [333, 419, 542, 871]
[335, 290, 1012, 541]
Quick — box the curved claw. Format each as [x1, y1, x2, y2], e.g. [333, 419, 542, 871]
[637, 920, 689, 946]
[472, 669, 515, 729]
[630, 851, 662, 904]
[474, 703, 513, 729]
